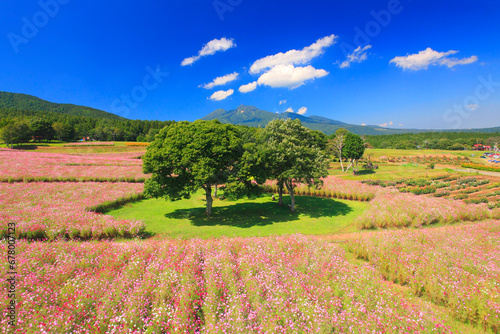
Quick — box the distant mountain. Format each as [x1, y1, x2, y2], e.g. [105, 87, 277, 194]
[201, 105, 423, 136]
[0, 91, 125, 120]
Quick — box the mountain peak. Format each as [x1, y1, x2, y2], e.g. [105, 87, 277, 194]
[200, 105, 410, 135]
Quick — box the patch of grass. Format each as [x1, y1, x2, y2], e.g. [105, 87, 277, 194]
[107, 190, 368, 239]
[329, 164, 452, 181]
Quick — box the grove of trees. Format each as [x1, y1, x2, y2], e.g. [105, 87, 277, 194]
[0, 109, 174, 146]
[365, 132, 500, 150]
[143, 119, 328, 215]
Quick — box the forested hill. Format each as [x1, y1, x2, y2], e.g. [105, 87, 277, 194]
[0, 91, 125, 120]
[0, 92, 173, 142]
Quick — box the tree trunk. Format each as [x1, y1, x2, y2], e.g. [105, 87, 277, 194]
[339, 155, 344, 172]
[205, 186, 213, 217]
[285, 181, 295, 212]
[278, 182, 283, 206]
[345, 159, 353, 172]
[214, 184, 218, 197]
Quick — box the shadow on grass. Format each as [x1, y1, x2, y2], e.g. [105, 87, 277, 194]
[354, 169, 376, 175]
[164, 196, 353, 228]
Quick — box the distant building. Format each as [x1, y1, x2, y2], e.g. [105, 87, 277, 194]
[473, 144, 491, 151]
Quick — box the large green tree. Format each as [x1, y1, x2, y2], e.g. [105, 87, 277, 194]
[0, 122, 32, 148]
[142, 120, 244, 216]
[29, 119, 55, 142]
[261, 119, 328, 212]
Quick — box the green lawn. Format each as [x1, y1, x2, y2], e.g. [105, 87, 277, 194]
[328, 163, 456, 180]
[107, 191, 368, 239]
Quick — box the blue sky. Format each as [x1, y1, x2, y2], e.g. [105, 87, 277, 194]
[1, 0, 499, 129]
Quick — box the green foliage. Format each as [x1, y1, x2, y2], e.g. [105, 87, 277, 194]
[464, 197, 489, 204]
[343, 133, 365, 161]
[0, 121, 32, 147]
[143, 120, 245, 216]
[0, 94, 174, 142]
[261, 119, 328, 211]
[29, 119, 55, 141]
[365, 131, 500, 150]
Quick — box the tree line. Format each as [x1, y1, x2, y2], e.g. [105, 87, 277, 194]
[364, 132, 500, 150]
[0, 107, 174, 146]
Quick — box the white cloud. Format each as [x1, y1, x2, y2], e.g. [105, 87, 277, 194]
[297, 107, 307, 115]
[390, 47, 478, 70]
[257, 64, 328, 89]
[279, 99, 287, 105]
[181, 37, 236, 66]
[285, 107, 294, 113]
[249, 34, 337, 74]
[339, 45, 372, 68]
[209, 89, 234, 101]
[238, 81, 257, 93]
[361, 123, 366, 126]
[201, 72, 239, 89]
[379, 121, 394, 127]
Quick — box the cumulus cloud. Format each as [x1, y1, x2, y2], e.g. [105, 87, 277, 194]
[297, 107, 307, 115]
[201, 72, 239, 89]
[279, 99, 287, 105]
[238, 81, 257, 93]
[285, 107, 294, 113]
[390, 47, 478, 70]
[181, 37, 236, 66]
[257, 64, 328, 89]
[339, 45, 372, 68]
[209, 89, 234, 101]
[249, 34, 337, 74]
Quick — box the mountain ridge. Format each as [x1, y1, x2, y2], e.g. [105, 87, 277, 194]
[201, 105, 421, 136]
[0, 91, 126, 120]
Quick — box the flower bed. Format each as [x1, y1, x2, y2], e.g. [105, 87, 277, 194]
[0, 182, 145, 240]
[348, 221, 500, 331]
[0, 236, 453, 333]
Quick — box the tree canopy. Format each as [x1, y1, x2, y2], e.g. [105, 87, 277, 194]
[142, 120, 244, 216]
[261, 119, 328, 212]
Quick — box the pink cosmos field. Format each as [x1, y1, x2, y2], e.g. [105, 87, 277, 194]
[0, 235, 455, 333]
[348, 221, 500, 332]
[0, 182, 144, 240]
[1, 147, 499, 332]
[264, 176, 377, 201]
[0, 148, 147, 181]
[355, 189, 500, 229]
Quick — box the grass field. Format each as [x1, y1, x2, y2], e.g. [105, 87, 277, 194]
[329, 162, 458, 180]
[107, 190, 368, 238]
